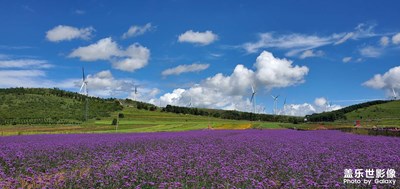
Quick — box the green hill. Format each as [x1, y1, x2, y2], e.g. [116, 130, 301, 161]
[306, 100, 400, 126]
[344, 100, 400, 126]
[0, 88, 122, 125]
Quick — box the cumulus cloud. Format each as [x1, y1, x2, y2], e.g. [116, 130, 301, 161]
[279, 97, 342, 116]
[314, 97, 327, 107]
[111, 44, 150, 72]
[154, 51, 309, 112]
[135, 88, 160, 103]
[241, 23, 379, 56]
[255, 51, 309, 88]
[69, 37, 150, 72]
[162, 63, 210, 76]
[122, 23, 154, 39]
[46, 25, 94, 42]
[280, 103, 316, 116]
[363, 66, 400, 96]
[299, 49, 324, 59]
[392, 33, 400, 45]
[0, 59, 53, 69]
[178, 30, 218, 45]
[65, 70, 143, 97]
[69, 37, 120, 61]
[359, 46, 382, 57]
[380, 36, 390, 46]
[342, 57, 352, 63]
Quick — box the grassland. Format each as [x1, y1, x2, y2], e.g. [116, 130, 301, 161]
[0, 107, 289, 136]
[1, 88, 399, 136]
[344, 100, 400, 126]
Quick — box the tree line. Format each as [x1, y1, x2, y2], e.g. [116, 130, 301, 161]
[161, 105, 303, 123]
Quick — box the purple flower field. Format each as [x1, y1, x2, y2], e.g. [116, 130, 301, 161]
[0, 130, 399, 188]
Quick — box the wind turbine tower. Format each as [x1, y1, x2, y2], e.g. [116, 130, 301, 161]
[80, 67, 89, 121]
[133, 85, 138, 101]
[188, 95, 192, 107]
[250, 84, 257, 114]
[271, 95, 279, 115]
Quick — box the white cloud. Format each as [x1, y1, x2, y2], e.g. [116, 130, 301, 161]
[335, 23, 377, 45]
[380, 36, 390, 46]
[122, 23, 154, 39]
[242, 32, 334, 54]
[392, 33, 400, 45]
[0, 70, 48, 88]
[241, 23, 379, 56]
[69, 37, 150, 72]
[154, 51, 309, 112]
[299, 49, 324, 59]
[314, 97, 327, 107]
[66, 70, 142, 97]
[359, 46, 382, 57]
[279, 97, 342, 116]
[342, 57, 352, 63]
[46, 25, 94, 42]
[0, 56, 53, 87]
[363, 66, 400, 94]
[69, 37, 120, 61]
[159, 88, 186, 106]
[0, 59, 53, 69]
[0, 70, 45, 78]
[111, 44, 150, 72]
[178, 30, 218, 45]
[280, 103, 316, 116]
[334, 32, 354, 45]
[162, 63, 210, 76]
[255, 51, 309, 88]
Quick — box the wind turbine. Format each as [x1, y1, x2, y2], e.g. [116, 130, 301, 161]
[250, 84, 256, 114]
[188, 96, 192, 108]
[281, 96, 287, 115]
[392, 88, 397, 100]
[133, 85, 138, 101]
[271, 95, 279, 115]
[80, 67, 89, 121]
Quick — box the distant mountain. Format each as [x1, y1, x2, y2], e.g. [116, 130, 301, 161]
[0, 88, 122, 125]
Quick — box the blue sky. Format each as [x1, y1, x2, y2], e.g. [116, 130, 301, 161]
[1, 0, 400, 116]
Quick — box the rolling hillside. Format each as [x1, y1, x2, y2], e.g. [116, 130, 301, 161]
[305, 100, 400, 127]
[0, 88, 122, 125]
[344, 100, 400, 126]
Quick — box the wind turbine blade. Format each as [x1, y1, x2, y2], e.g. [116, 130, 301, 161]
[80, 82, 85, 92]
[276, 95, 280, 99]
[250, 93, 255, 102]
[284, 97, 286, 105]
[251, 84, 255, 93]
[393, 88, 397, 98]
[271, 95, 275, 99]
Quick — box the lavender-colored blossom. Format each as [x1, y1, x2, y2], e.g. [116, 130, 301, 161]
[0, 130, 398, 188]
